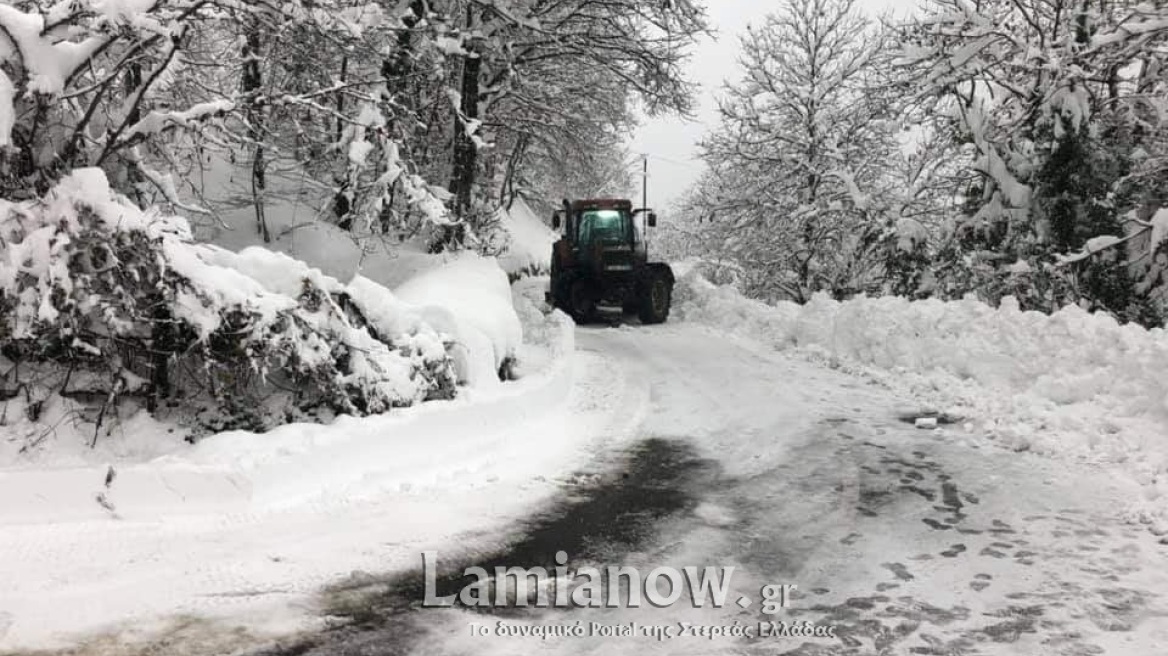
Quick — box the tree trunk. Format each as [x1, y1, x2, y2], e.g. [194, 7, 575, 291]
[242, 17, 270, 243]
[434, 33, 482, 251]
[500, 133, 528, 208]
[376, 0, 426, 236]
[124, 61, 147, 208]
[335, 55, 348, 143]
[450, 48, 482, 219]
[333, 55, 351, 227]
[147, 303, 173, 414]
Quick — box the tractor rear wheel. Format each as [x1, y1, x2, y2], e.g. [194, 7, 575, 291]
[637, 270, 672, 324]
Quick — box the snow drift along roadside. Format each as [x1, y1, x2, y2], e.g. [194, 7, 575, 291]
[394, 252, 523, 387]
[0, 169, 465, 468]
[0, 284, 566, 525]
[496, 196, 558, 276]
[0, 306, 614, 652]
[673, 269, 1168, 533]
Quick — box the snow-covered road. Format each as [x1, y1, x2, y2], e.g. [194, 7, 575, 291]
[247, 323, 1168, 656]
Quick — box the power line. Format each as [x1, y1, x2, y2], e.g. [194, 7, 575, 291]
[644, 153, 706, 172]
[625, 154, 704, 175]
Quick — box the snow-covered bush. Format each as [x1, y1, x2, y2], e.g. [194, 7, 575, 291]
[0, 170, 456, 437]
[395, 254, 522, 387]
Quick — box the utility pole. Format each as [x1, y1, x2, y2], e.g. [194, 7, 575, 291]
[641, 153, 648, 212]
[641, 153, 650, 252]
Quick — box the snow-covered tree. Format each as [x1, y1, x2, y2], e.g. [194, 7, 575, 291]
[898, 0, 1168, 323]
[425, 0, 707, 249]
[0, 0, 705, 256]
[0, 1, 456, 245]
[687, 0, 900, 302]
[486, 55, 637, 215]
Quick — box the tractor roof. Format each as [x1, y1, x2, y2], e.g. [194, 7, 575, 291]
[569, 198, 633, 210]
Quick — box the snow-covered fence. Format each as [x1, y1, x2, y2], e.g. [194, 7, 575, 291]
[0, 169, 457, 437]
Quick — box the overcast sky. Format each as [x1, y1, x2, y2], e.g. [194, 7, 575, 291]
[627, 0, 917, 211]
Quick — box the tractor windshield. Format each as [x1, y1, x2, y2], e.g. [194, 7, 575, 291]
[576, 209, 631, 245]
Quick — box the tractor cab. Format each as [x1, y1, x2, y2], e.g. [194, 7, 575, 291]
[553, 199, 653, 241]
[552, 199, 655, 265]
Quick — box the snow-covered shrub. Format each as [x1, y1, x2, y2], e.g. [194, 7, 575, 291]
[395, 253, 522, 388]
[0, 169, 456, 437]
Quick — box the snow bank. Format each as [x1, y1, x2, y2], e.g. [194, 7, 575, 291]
[0, 305, 600, 649]
[0, 277, 572, 525]
[210, 246, 449, 369]
[674, 271, 1168, 532]
[495, 196, 557, 275]
[200, 190, 525, 391]
[0, 169, 467, 469]
[0, 400, 188, 469]
[188, 155, 539, 389]
[156, 306, 570, 514]
[0, 277, 588, 649]
[207, 246, 455, 397]
[510, 276, 574, 378]
[395, 253, 523, 387]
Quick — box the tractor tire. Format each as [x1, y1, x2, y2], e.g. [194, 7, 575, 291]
[549, 257, 570, 314]
[637, 269, 672, 324]
[549, 278, 567, 314]
[569, 279, 599, 324]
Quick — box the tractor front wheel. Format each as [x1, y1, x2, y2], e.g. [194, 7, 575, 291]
[637, 270, 672, 324]
[569, 279, 599, 324]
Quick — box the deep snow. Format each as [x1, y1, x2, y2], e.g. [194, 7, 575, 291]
[0, 167, 530, 470]
[672, 262, 1168, 535]
[394, 253, 522, 387]
[242, 323, 1168, 656]
[5, 260, 1168, 653]
[495, 196, 559, 276]
[0, 285, 634, 650]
